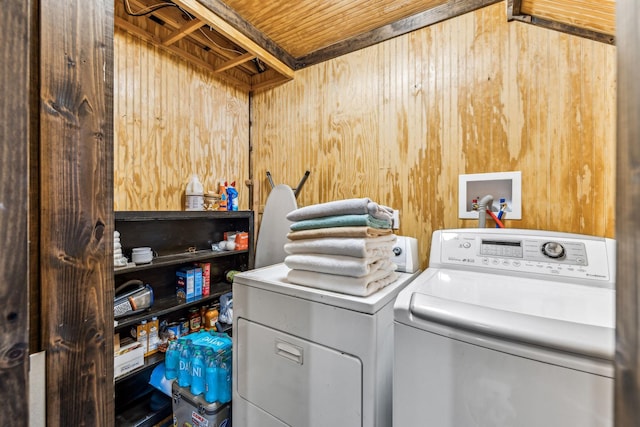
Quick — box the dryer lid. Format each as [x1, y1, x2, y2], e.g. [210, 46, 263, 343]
[394, 268, 615, 361]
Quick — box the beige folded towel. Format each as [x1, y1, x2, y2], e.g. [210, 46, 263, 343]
[286, 268, 399, 297]
[284, 235, 396, 258]
[284, 253, 395, 278]
[287, 226, 393, 241]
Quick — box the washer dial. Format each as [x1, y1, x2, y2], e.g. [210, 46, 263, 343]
[541, 241, 565, 259]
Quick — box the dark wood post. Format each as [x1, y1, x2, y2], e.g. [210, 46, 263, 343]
[616, 0, 640, 425]
[0, 0, 34, 422]
[39, 0, 115, 424]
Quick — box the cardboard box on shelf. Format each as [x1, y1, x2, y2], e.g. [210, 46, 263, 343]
[114, 335, 144, 379]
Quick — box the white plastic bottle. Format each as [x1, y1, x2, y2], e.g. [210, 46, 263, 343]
[185, 174, 204, 211]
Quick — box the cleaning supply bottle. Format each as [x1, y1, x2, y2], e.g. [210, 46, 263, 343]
[185, 174, 204, 211]
[217, 181, 227, 211]
[226, 181, 238, 211]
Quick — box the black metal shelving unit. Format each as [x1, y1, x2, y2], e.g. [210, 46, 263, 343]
[113, 210, 252, 426]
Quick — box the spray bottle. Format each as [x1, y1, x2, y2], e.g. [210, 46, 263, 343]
[226, 181, 238, 211]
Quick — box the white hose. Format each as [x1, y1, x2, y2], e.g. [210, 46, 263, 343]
[478, 194, 494, 228]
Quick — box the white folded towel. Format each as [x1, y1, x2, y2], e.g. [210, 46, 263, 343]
[286, 268, 399, 297]
[286, 198, 393, 222]
[284, 235, 396, 258]
[284, 253, 395, 278]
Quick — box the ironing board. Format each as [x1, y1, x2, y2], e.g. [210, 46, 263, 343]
[254, 184, 298, 268]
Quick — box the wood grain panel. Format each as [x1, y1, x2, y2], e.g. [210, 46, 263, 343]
[0, 0, 32, 423]
[251, 2, 616, 268]
[40, 0, 114, 425]
[223, 0, 447, 57]
[615, 0, 640, 424]
[521, 0, 615, 35]
[114, 29, 250, 211]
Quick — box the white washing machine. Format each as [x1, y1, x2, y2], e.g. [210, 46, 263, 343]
[393, 229, 615, 427]
[232, 263, 419, 427]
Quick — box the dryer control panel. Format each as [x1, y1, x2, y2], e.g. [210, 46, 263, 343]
[430, 229, 615, 285]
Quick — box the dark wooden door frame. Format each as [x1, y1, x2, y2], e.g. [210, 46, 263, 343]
[1, 0, 638, 425]
[0, 0, 34, 421]
[615, 0, 640, 425]
[2, 4, 116, 426]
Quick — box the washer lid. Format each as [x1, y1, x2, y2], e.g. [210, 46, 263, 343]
[394, 268, 615, 361]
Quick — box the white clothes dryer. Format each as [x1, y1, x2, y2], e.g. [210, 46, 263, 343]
[393, 228, 615, 427]
[232, 263, 419, 427]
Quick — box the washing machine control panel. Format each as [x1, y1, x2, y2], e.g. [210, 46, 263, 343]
[433, 229, 614, 284]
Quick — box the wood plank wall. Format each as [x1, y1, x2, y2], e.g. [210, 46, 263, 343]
[251, 2, 616, 267]
[114, 28, 250, 211]
[0, 0, 33, 423]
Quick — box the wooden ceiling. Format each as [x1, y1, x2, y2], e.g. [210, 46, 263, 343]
[114, 0, 616, 92]
[220, 0, 449, 58]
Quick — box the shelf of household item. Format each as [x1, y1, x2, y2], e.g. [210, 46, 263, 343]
[115, 209, 253, 222]
[114, 283, 232, 330]
[115, 320, 232, 385]
[115, 351, 166, 384]
[114, 249, 248, 276]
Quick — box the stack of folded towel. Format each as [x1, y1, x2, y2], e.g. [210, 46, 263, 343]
[283, 198, 398, 297]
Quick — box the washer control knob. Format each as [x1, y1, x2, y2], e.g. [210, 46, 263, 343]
[393, 246, 402, 256]
[542, 241, 565, 259]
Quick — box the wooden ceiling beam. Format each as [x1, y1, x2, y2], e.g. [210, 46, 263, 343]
[124, 0, 258, 74]
[197, 0, 298, 70]
[214, 52, 255, 73]
[171, 0, 295, 79]
[115, 16, 251, 91]
[162, 17, 205, 46]
[507, 0, 523, 17]
[507, 0, 615, 45]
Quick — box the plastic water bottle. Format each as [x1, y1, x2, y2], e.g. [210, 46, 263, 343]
[177, 343, 192, 387]
[185, 174, 204, 211]
[190, 349, 205, 396]
[217, 353, 232, 404]
[164, 341, 180, 380]
[204, 354, 219, 403]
